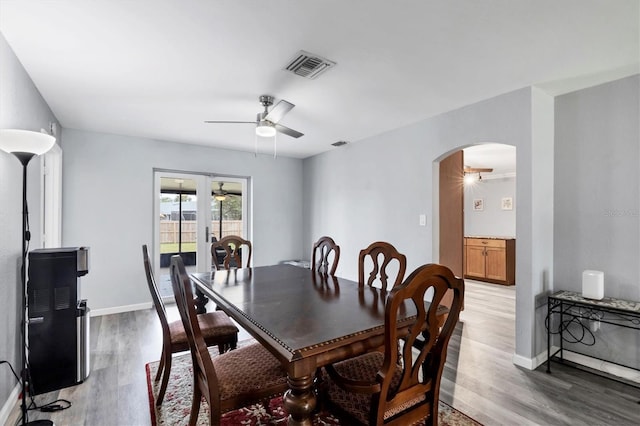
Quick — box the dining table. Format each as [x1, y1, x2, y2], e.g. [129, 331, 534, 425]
[190, 264, 417, 426]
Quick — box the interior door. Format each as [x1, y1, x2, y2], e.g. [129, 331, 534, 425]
[438, 150, 464, 311]
[439, 150, 464, 276]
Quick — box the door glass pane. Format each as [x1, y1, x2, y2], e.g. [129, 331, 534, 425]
[211, 180, 245, 270]
[159, 176, 199, 275]
[211, 180, 244, 241]
[154, 173, 248, 298]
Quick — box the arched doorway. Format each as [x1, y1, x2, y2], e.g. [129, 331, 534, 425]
[434, 143, 517, 309]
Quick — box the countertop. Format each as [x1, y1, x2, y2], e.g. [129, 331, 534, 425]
[465, 235, 516, 240]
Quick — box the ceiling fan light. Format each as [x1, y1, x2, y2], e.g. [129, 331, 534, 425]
[214, 193, 226, 201]
[464, 173, 476, 185]
[256, 121, 276, 138]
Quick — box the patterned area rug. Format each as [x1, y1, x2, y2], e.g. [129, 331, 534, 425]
[146, 345, 481, 425]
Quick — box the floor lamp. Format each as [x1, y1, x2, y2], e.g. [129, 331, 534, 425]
[0, 129, 56, 426]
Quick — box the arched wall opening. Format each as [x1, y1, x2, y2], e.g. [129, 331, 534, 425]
[432, 142, 518, 354]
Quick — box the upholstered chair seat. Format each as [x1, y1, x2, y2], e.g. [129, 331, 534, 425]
[324, 351, 427, 425]
[168, 312, 238, 352]
[214, 342, 288, 407]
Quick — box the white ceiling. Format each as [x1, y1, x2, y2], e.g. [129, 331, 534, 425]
[0, 1, 638, 160]
[464, 143, 516, 177]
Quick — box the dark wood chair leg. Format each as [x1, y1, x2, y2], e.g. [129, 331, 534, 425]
[156, 353, 172, 406]
[190, 382, 202, 426]
[194, 288, 209, 314]
[154, 347, 166, 382]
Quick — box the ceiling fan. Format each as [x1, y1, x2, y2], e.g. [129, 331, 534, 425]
[205, 95, 304, 139]
[214, 182, 227, 201]
[464, 166, 493, 174]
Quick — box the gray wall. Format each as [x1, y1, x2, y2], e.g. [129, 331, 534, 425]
[464, 177, 516, 237]
[0, 33, 59, 414]
[301, 75, 639, 367]
[554, 75, 640, 368]
[61, 129, 305, 311]
[303, 87, 555, 362]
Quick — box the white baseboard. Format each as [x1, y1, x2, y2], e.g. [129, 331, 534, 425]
[90, 302, 152, 317]
[0, 383, 20, 426]
[515, 346, 640, 384]
[560, 350, 640, 384]
[512, 352, 537, 370]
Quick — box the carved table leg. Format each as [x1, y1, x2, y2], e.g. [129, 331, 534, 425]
[194, 287, 209, 314]
[283, 373, 316, 426]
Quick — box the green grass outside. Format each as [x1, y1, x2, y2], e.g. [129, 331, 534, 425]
[160, 243, 197, 254]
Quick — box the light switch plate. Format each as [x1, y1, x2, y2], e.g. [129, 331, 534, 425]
[419, 214, 426, 226]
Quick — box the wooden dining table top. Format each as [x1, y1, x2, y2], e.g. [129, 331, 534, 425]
[190, 264, 418, 361]
[190, 263, 417, 425]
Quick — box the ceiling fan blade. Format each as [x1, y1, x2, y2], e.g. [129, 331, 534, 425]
[204, 120, 255, 124]
[264, 100, 294, 124]
[464, 166, 493, 173]
[274, 123, 304, 138]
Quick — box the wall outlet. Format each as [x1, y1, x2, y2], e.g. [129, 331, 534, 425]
[419, 214, 426, 226]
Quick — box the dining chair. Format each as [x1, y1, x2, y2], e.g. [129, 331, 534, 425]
[142, 245, 239, 406]
[323, 263, 464, 426]
[169, 255, 289, 425]
[358, 241, 407, 291]
[311, 236, 340, 275]
[211, 235, 252, 270]
[359, 240, 449, 331]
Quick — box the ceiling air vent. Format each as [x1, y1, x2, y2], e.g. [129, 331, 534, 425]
[332, 141, 348, 147]
[285, 50, 336, 79]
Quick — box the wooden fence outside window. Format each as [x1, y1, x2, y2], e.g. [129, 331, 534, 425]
[159, 220, 243, 245]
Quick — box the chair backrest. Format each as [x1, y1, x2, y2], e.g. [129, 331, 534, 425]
[311, 236, 340, 275]
[169, 255, 222, 418]
[358, 241, 407, 291]
[211, 235, 252, 270]
[142, 245, 170, 336]
[373, 263, 464, 425]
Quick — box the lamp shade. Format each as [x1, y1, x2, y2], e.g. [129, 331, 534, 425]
[0, 129, 56, 155]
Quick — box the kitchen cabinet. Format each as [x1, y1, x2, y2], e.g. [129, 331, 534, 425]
[464, 237, 515, 285]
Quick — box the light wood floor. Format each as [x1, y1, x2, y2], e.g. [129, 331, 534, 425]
[7, 280, 640, 425]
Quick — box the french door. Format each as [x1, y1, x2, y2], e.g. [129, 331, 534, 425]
[153, 171, 249, 287]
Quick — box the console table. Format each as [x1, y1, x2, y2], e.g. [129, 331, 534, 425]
[546, 290, 640, 375]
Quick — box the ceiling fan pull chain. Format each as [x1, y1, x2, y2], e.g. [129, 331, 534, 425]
[273, 132, 277, 159]
[254, 132, 258, 157]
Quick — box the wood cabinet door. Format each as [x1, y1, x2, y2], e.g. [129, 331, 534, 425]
[485, 247, 506, 281]
[465, 245, 486, 278]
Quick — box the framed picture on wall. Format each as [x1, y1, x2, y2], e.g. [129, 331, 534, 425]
[502, 197, 513, 210]
[473, 198, 484, 211]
